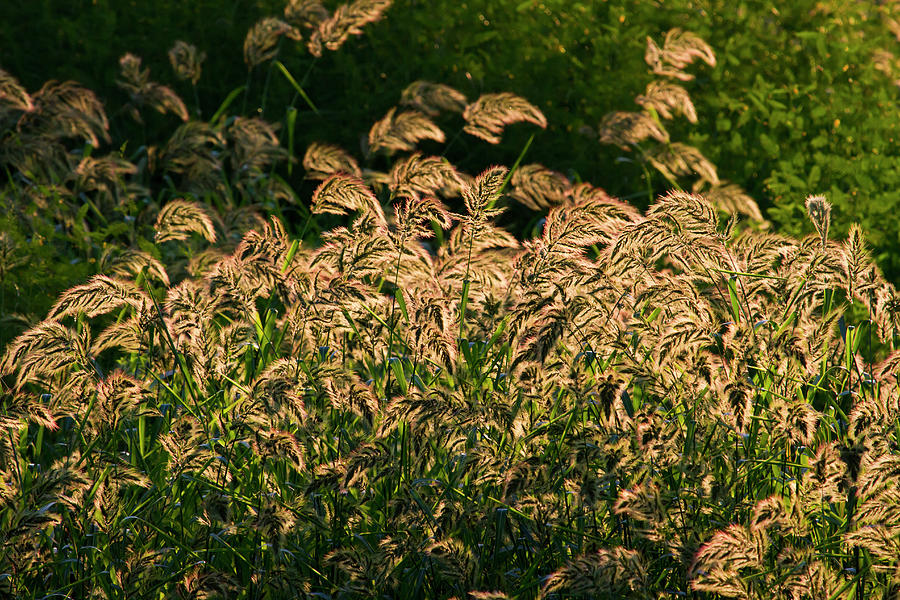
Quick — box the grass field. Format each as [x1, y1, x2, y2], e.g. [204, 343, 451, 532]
[3, 1, 900, 598]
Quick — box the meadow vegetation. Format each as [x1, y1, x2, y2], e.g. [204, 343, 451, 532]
[3, 0, 900, 598]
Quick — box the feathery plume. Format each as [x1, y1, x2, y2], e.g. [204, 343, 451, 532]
[805, 194, 831, 249]
[307, 0, 392, 57]
[394, 195, 453, 242]
[0, 68, 33, 112]
[149, 121, 224, 192]
[541, 548, 648, 598]
[48, 275, 144, 320]
[463, 92, 547, 144]
[244, 18, 302, 69]
[100, 248, 171, 286]
[117, 53, 189, 122]
[73, 154, 138, 196]
[312, 174, 386, 223]
[454, 165, 509, 245]
[2, 321, 92, 385]
[23, 80, 110, 146]
[645, 141, 719, 186]
[303, 142, 362, 179]
[645, 28, 716, 81]
[635, 80, 697, 122]
[154, 199, 217, 243]
[598, 111, 669, 148]
[228, 116, 286, 173]
[462, 166, 507, 220]
[508, 163, 571, 211]
[367, 107, 445, 154]
[284, 0, 330, 29]
[388, 152, 464, 199]
[400, 80, 468, 115]
[168, 41, 206, 85]
[704, 182, 765, 221]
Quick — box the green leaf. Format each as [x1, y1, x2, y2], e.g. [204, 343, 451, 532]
[395, 288, 409, 324]
[458, 279, 470, 337]
[281, 239, 300, 273]
[209, 85, 246, 124]
[390, 357, 409, 394]
[727, 276, 742, 323]
[286, 106, 298, 176]
[275, 60, 319, 115]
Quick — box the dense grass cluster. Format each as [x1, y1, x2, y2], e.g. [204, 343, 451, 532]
[4, 1, 900, 599]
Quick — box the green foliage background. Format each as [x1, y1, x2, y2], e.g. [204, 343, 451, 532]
[3, 0, 900, 301]
[7, 2, 900, 597]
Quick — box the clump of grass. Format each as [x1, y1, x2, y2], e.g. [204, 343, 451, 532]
[3, 6, 900, 600]
[3, 91, 900, 595]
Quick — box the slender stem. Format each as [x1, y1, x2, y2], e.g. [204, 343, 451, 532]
[383, 237, 406, 398]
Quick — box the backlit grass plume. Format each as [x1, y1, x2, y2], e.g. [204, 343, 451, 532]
[0, 68, 33, 113]
[307, 0, 392, 57]
[303, 141, 362, 179]
[243, 17, 301, 69]
[284, 0, 330, 29]
[598, 110, 670, 147]
[635, 80, 698, 122]
[368, 107, 446, 154]
[463, 92, 547, 144]
[167, 40, 205, 85]
[117, 53, 189, 122]
[805, 193, 832, 248]
[154, 198, 217, 243]
[400, 80, 468, 116]
[645, 27, 717, 81]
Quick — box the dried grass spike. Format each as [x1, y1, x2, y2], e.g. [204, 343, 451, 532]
[463, 92, 547, 144]
[74, 155, 138, 194]
[307, 0, 391, 56]
[117, 53, 189, 122]
[509, 164, 571, 211]
[154, 199, 217, 243]
[645, 141, 718, 187]
[389, 153, 464, 199]
[646, 28, 716, 80]
[244, 17, 302, 69]
[704, 182, 764, 221]
[2, 321, 91, 385]
[464, 165, 508, 216]
[368, 107, 445, 154]
[805, 194, 831, 249]
[312, 174, 385, 223]
[661, 28, 716, 69]
[228, 116, 286, 173]
[303, 142, 362, 179]
[635, 80, 697, 122]
[101, 248, 171, 286]
[0, 69, 33, 112]
[168, 41, 206, 85]
[25, 80, 110, 146]
[394, 195, 453, 242]
[400, 80, 468, 115]
[285, 0, 330, 29]
[598, 111, 669, 148]
[49, 275, 144, 320]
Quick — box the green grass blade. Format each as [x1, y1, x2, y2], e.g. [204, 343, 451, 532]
[275, 60, 319, 115]
[209, 85, 246, 124]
